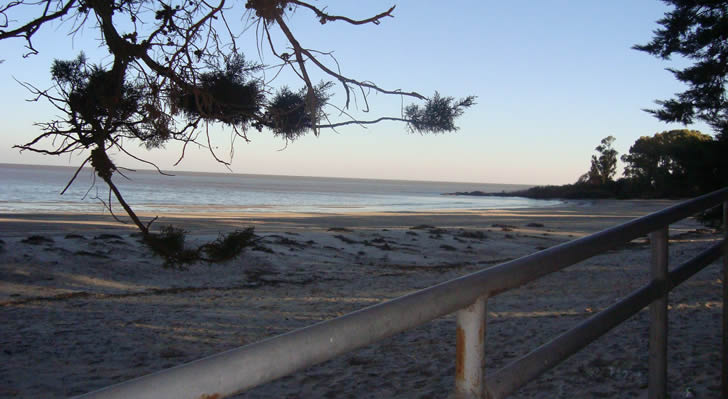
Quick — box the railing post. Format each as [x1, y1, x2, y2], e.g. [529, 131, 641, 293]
[649, 227, 669, 399]
[453, 295, 487, 399]
[722, 201, 727, 399]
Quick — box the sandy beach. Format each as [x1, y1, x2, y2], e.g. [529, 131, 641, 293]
[0, 199, 724, 398]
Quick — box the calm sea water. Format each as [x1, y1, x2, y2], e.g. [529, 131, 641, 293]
[0, 163, 559, 213]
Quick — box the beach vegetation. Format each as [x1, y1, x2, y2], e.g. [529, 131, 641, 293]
[458, 230, 488, 240]
[144, 226, 200, 268]
[1, 1, 474, 264]
[145, 226, 257, 268]
[200, 228, 257, 263]
[20, 235, 55, 245]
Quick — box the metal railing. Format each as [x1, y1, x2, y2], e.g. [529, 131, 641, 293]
[75, 188, 728, 399]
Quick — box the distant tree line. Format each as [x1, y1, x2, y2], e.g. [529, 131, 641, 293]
[620, 130, 726, 198]
[578, 130, 725, 199]
[470, 130, 726, 200]
[501, 0, 728, 201]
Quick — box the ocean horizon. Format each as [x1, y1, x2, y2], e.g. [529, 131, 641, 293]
[0, 163, 560, 214]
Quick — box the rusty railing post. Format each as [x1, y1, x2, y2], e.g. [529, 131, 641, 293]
[453, 295, 487, 399]
[649, 227, 669, 399]
[722, 201, 727, 399]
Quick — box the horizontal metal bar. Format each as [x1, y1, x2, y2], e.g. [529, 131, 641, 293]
[486, 242, 723, 399]
[487, 282, 659, 398]
[75, 188, 728, 399]
[669, 242, 724, 289]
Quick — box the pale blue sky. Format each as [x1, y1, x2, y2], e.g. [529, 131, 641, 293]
[0, 1, 711, 185]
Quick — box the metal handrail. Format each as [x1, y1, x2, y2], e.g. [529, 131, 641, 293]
[75, 187, 728, 399]
[486, 242, 724, 398]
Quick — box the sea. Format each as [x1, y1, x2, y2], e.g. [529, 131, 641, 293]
[0, 163, 560, 214]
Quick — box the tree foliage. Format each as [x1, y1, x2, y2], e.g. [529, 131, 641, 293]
[404, 93, 476, 134]
[635, 0, 728, 140]
[581, 136, 618, 185]
[621, 129, 721, 196]
[171, 53, 265, 129]
[265, 82, 333, 140]
[509, 130, 724, 200]
[0, 1, 475, 263]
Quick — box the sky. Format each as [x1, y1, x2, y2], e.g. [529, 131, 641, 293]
[0, 1, 713, 185]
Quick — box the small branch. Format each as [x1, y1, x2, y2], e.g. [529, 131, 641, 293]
[316, 116, 410, 129]
[145, 216, 158, 230]
[113, 140, 174, 176]
[0, 0, 78, 56]
[272, 14, 425, 109]
[290, 2, 395, 26]
[93, 189, 126, 225]
[274, 14, 318, 127]
[204, 122, 232, 168]
[60, 155, 91, 195]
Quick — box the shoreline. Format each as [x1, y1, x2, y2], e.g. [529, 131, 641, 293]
[1, 199, 723, 398]
[1, 162, 540, 217]
[0, 197, 678, 232]
[0, 198, 565, 217]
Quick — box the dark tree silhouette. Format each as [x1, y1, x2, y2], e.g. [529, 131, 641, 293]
[621, 129, 718, 196]
[0, 1, 475, 257]
[581, 136, 618, 185]
[635, 0, 728, 140]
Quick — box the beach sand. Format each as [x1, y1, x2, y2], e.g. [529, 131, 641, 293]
[0, 199, 724, 398]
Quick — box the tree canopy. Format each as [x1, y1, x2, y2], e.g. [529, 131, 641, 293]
[634, 0, 728, 140]
[495, 130, 723, 200]
[621, 129, 719, 197]
[0, 1, 475, 242]
[581, 136, 617, 185]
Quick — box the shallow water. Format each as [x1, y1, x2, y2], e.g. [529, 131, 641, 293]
[0, 163, 559, 213]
